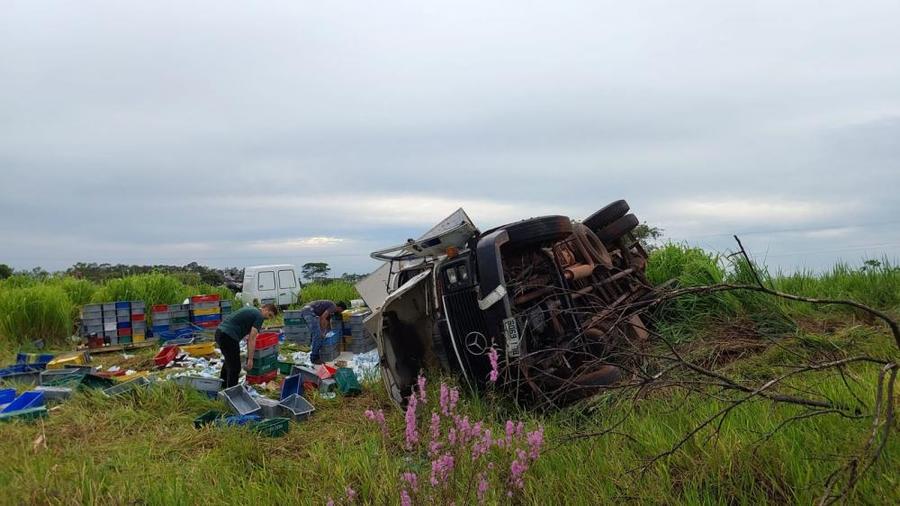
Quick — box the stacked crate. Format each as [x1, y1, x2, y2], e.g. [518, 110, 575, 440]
[150, 304, 170, 334]
[115, 301, 133, 344]
[347, 311, 376, 354]
[131, 301, 146, 342]
[80, 303, 104, 339]
[102, 302, 118, 345]
[190, 294, 221, 329]
[282, 310, 311, 345]
[169, 303, 190, 331]
[246, 331, 279, 384]
[220, 299, 233, 316]
[318, 315, 343, 362]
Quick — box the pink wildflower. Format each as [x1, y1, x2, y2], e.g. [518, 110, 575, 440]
[401, 472, 419, 491]
[477, 472, 490, 502]
[400, 489, 412, 506]
[439, 383, 450, 416]
[509, 449, 529, 490]
[448, 427, 457, 445]
[345, 486, 357, 502]
[417, 373, 427, 403]
[326, 500, 334, 506]
[471, 428, 492, 461]
[364, 408, 388, 438]
[429, 453, 455, 487]
[405, 394, 419, 448]
[449, 387, 459, 412]
[487, 346, 499, 382]
[526, 427, 545, 460]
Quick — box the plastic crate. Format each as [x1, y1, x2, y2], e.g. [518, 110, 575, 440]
[0, 406, 48, 423]
[81, 374, 115, 390]
[0, 388, 16, 404]
[102, 303, 116, 312]
[1, 391, 45, 413]
[253, 417, 290, 437]
[102, 376, 150, 397]
[115, 301, 131, 310]
[246, 369, 277, 385]
[192, 314, 221, 324]
[191, 294, 221, 303]
[193, 410, 224, 429]
[248, 353, 278, 369]
[151, 304, 169, 313]
[278, 394, 315, 421]
[39, 368, 83, 386]
[46, 354, 87, 370]
[154, 346, 180, 367]
[253, 345, 279, 360]
[334, 368, 362, 396]
[280, 374, 301, 400]
[221, 384, 261, 415]
[181, 342, 216, 356]
[254, 332, 279, 349]
[195, 321, 218, 329]
[131, 313, 145, 322]
[216, 414, 262, 427]
[119, 335, 133, 345]
[284, 317, 306, 326]
[256, 396, 282, 419]
[34, 385, 73, 401]
[276, 361, 293, 375]
[192, 307, 220, 316]
[289, 366, 321, 387]
[174, 375, 223, 392]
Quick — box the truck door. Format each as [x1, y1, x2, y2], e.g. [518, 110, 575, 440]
[256, 270, 277, 305]
[277, 268, 298, 306]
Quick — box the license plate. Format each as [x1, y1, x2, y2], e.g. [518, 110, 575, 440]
[503, 317, 521, 357]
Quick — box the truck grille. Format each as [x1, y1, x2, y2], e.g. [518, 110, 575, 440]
[444, 289, 488, 344]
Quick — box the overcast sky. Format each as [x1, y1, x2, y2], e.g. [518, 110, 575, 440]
[2, 1, 899, 276]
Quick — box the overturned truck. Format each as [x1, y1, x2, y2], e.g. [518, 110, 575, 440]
[356, 200, 654, 408]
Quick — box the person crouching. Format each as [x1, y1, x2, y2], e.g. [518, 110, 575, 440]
[215, 303, 278, 388]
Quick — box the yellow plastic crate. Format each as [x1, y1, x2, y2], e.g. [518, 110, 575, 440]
[113, 370, 149, 382]
[181, 341, 216, 357]
[193, 307, 221, 316]
[47, 354, 87, 369]
[133, 333, 145, 342]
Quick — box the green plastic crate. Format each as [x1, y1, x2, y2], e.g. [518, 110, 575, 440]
[119, 336, 133, 345]
[247, 362, 278, 376]
[284, 318, 305, 326]
[335, 368, 362, 396]
[276, 361, 293, 375]
[253, 417, 290, 437]
[170, 316, 190, 324]
[194, 410, 224, 429]
[80, 374, 116, 390]
[248, 354, 278, 369]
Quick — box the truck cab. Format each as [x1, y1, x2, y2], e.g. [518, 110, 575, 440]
[357, 203, 653, 408]
[237, 264, 302, 308]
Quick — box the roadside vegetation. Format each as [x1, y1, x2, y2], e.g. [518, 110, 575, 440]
[0, 247, 897, 504]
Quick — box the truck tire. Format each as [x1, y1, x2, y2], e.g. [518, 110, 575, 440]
[596, 213, 639, 243]
[583, 200, 629, 232]
[500, 216, 573, 248]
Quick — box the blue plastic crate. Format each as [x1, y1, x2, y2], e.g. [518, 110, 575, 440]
[115, 301, 131, 310]
[0, 364, 41, 377]
[152, 324, 170, 333]
[117, 321, 132, 329]
[191, 314, 222, 324]
[0, 388, 15, 404]
[1, 391, 45, 413]
[16, 353, 55, 367]
[281, 374, 301, 400]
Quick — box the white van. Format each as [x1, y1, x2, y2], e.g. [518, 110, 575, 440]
[237, 264, 302, 308]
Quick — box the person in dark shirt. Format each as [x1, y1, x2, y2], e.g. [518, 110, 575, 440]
[301, 299, 347, 364]
[215, 303, 278, 388]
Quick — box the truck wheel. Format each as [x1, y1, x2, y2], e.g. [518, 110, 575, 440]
[583, 200, 629, 232]
[500, 216, 573, 248]
[596, 213, 639, 243]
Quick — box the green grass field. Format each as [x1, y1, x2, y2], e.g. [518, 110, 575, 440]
[0, 250, 897, 504]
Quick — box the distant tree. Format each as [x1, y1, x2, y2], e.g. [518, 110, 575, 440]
[632, 222, 664, 252]
[341, 272, 366, 284]
[302, 262, 330, 283]
[0, 263, 12, 279]
[29, 266, 50, 279]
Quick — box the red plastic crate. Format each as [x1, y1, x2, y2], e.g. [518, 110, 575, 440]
[151, 304, 169, 313]
[196, 320, 219, 329]
[191, 294, 221, 303]
[131, 314, 145, 322]
[154, 345, 180, 367]
[254, 332, 279, 349]
[117, 328, 131, 337]
[245, 369, 277, 385]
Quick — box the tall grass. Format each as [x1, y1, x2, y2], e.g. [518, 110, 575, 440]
[299, 280, 359, 305]
[0, 285, 73, 347]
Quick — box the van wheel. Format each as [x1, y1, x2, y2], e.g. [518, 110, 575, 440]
[596, 214, 639, 243]
[583, 200, 629, 232]
[500, 216, 573, 248]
